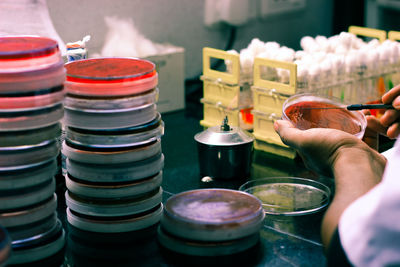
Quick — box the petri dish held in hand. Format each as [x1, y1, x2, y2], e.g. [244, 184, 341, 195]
[64, 57, 158, 97]
[282, 94, 366, 139]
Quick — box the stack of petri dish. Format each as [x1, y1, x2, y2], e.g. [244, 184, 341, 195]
[62, 58, 164, 234]
[0, 36, 66, 265]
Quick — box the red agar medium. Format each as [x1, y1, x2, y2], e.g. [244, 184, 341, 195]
[0, 36, 59, 60]
[65, 58, 156, 83]
[284, 101, 362, 135]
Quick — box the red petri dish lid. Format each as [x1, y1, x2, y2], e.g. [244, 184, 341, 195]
[65, 58, 156, 83]
[0, 36, 59, 60]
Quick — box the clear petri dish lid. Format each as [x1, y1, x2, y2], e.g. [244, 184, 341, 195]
[239, 177, 331, 216]
[0, 36, 59, 60]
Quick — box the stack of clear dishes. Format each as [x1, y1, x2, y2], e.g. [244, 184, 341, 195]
[158, 189, 265, 256]
[63, 58, 164, 233]
[0, 36, 66, 265]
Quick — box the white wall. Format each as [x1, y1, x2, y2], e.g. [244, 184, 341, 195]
[47, 0, 334, 79]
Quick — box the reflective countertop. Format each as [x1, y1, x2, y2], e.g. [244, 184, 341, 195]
[52, 110, 332, 267]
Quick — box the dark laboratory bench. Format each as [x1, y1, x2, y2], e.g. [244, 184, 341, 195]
[50, 110, 331, 267]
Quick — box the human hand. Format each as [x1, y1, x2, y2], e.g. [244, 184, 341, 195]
[381, 84, 400, 139]
[362, 110, 387, 150]
[274, 119, 370, 177]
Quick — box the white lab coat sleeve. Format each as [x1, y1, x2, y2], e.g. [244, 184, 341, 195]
[338, 139, 400, 267]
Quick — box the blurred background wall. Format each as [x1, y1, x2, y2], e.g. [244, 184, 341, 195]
[45, 0, 399, 116]
[47, 0, 335, 80]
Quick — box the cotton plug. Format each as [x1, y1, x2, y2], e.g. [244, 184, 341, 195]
[315, 35, 329, 52]
[225, 50, 239, 73]
[239, 48, 254, 74]
[300, 36, 317, 53]
[248, 38, 266, 57]
[264, 41, 280, 51]
[295, 50, 307, 60]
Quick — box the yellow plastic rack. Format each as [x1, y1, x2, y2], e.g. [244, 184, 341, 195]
[202, 47, 242, 108]
[348, 25, 386, 42]
[252, 57, 297, 115]
[388, 31, 400, 41]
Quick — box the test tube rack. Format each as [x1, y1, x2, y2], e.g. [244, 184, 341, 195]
[200, 47, 253, 131]
[200, 27, 400, 159]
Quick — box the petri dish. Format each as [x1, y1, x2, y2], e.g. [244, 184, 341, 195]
[0, 37, 65, 94]
[239, 177, 331, 216]
[7, 214, 57, 243]
[0, 159, 57, 190]
[65, 187, 162, 217]
[62, 138, 161, 164]
[0, 103, 64, 132]
[11, 218, 62, 250]
[0, 178, 55, 211]
[161, 189, 265, 242]
[0, 36, 58, 60]
[0, 194, 57, 228]
[65, 171, 162, 199]
[66, 204, 163, 233]
[0, 62, 65, 94]
[65, 113, 164, 148]
[0, 139, 59, 170]
[0, 36, 61, 70]
[158, 227, 260, 257]
[66, 153, 164, 183]
[63, 102, 157, 130]
[0, 86, 65, 111]
[64, 87, 158, 111]
[8, 223, 65, 265]
[282, 94, 367, 139]
[64, 57, 157, 97]
[0, 123, 61, 147]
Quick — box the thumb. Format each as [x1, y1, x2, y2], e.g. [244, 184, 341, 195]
[274, 119, 303, 149]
